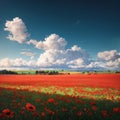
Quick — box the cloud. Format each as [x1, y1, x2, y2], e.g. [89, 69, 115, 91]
[67, 58, 85, 69]
[21, 51, 36, 59]
[0, 58, 12, 67]
[97, 50, 120, 69]
[0, 58, 28, 67]
[32, 34, 90, 68]
[0, 49, 120, 70]
[27, 33, 89, 68]
[22, 49, 31, 51]
[71, 45, 81, 51]
[0, 58, 36, 68]
[0, 33, 88, 69]
[27, 34, 67, 50]
[4, 17, 29, 43]
[97, 50, 120, 61]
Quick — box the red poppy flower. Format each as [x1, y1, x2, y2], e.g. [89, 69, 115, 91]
[20, 110, 25, 115]
[36, 98, 41, 102]
[91, 105, 98, 111]
[48, 98, 55, 103]
[73, 106, 77, 110]
[48, 110, 55, 115]
[83, 108, 88, 112]
[90, 101, 96, 106]
[113, 107, 120, 113]
[44, 108, 55, 115]
[41, 112, 46, 117]
[32, 111, 39, 117]
[101, 110, 108, 118]
[75, 99, 82, 103]
[77, 111, 82, 116]
[87, 110, 92, 116]
[117, 98, 120, 101]
[62, 107, 67, 112]
[2, 108, 14, 118]
[26, 103, 36, 111]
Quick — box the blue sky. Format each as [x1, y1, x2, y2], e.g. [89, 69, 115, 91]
[0, 0, 120, 70]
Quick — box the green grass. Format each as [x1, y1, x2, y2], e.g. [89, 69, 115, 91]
[14, 70, 36, 74]
[0, 88, 120, 120]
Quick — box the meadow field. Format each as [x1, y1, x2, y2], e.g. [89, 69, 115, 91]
[0, 73, 120, 120]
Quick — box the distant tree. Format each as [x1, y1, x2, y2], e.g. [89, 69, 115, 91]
[35, 70, 59, 75]
[115, 71, 120, 73]
[0, 70, 17, 74]
[36, 70, 38, 74]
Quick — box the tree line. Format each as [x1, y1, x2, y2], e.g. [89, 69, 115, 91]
[35, 70, 59, 75]
[0, 70, 18, 74]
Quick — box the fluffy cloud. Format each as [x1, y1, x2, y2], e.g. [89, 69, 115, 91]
[4, 17, 29, 43]
[0, 58, 27, 67]
[98, 50, 120, 61]
[0, 49, 120, 70]
[67, 58, 85, 69]
[31, 34, 90, 68]
[36, 47, 89, 69]
[0, 58, 12, 67]
[0, 58, 36, 68]
[0, 32, 90, 69]
[27, 34, 67, 50]
[21, 51, 36, 59]
[97, 50, 120, 69]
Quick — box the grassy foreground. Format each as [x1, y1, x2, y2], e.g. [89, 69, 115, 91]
[0, 86, 120, 120]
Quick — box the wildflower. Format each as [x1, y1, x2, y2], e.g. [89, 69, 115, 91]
[101, 110, 108, 118]
[75, 99, 82, 103]
[77, 111, 82, 117]
[84, 108, 88, 112]
[17, 103, 21, 107]
[36, 98, 41, 102]
[91, 105, 98, 111]
[87, 110, 92, 116]
[12, 100, 17, 103]
[20, 110, 25, 115]
[73, 106, 77, 110]
[26, 103, 36, 111]
[111, 96, 114, 100]
[41, 112, 45, 117]
[113, 107, 120, 113]
[44, 108, 55, 115]
[90, 101, 96, 105]
[117, 97, 120, 101]
[48, 98, 55, 103]
[62, 107, 67, 112]
[48, 110, 55, 115]
[2, 108, 14, 118]
[32, 111, 39, 117]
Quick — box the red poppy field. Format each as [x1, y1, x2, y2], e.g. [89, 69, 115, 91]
[0, 73, 120, 120]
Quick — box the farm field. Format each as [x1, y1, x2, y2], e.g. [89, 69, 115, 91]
[0, 74, 120, 120]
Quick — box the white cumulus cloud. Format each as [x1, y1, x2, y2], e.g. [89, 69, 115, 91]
[97, 50, 120, 70]
[0, 58, 36, 69]
[31, 34, 90, 68]
[0, 58, 24, 67]
[27, 34, 67, 50]
[0, 58, 12, 67]
[4, 17, 29, 43]
[21, 51, 36, 59]
[98, 50, 120, 61]
[67, 58, 85, 69]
